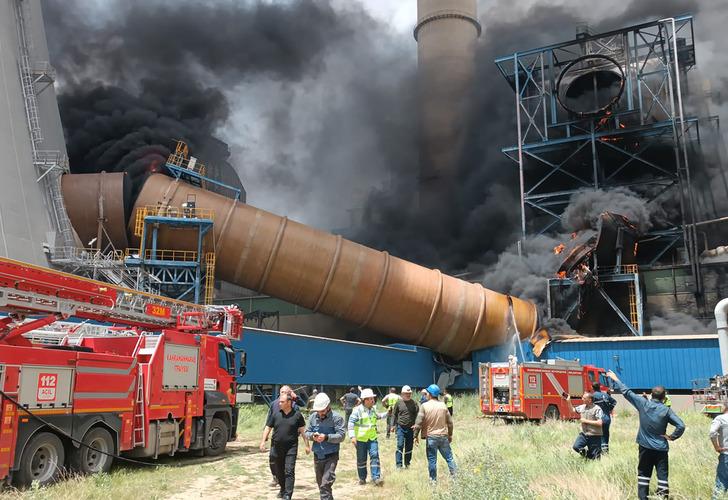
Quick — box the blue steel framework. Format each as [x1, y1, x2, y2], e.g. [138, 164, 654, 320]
[166, 163, 242, 201]
[123, 146, 243, 304]
[126, 212, 213, 304]
[496, 16, 701, 336]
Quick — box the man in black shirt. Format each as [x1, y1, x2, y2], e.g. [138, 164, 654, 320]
[391, 385, 419, 468]
[265, 386, 303, 486]
[260, 393, 310, 500]
[339, 387, 360, 426]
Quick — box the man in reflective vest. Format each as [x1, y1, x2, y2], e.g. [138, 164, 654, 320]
[382, 388, 401, 439]
[443, 389, 454, 416]
[347, 388, 388, 486]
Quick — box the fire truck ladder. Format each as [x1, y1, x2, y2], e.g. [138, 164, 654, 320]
[132, 370, 146, 448]
[0, 257, 211, 330]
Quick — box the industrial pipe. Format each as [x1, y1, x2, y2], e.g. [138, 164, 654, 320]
[716, 297, 728, 375]
[61, 172, 131, 250]
[62, 173, 537, 359]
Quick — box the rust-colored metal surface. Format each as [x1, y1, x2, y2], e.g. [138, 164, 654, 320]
[61, 172, 130, 250]
[119, 174, 537, 358]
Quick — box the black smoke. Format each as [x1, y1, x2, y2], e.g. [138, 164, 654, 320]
[43, 0, 354, 198]
[356, 0, 728, 273]
[43, 0, 728, 278]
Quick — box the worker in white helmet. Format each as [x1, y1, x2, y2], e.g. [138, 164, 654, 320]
[305, 392, 346, 500]
[347, 388, 388, 486]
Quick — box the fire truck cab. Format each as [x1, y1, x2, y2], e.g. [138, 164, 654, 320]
[479, 356, 608, 421]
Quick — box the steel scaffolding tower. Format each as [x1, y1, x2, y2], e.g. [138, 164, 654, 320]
[497, 16, 701, 336]
[126, 205, 215, 304]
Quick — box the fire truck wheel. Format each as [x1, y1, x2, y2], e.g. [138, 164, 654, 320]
[543, 405, 560, 421]
[70, 427, 114, 475]
[205, 418, 228, 457]
[16, 432, 66, 487]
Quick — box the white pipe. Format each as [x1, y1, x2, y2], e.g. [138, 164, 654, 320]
[715, 297, 728, 375]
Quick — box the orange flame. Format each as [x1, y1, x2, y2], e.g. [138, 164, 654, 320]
[553, 243, 566, 255]
[556, 271, 567, 279]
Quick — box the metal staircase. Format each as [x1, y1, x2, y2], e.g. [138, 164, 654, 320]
[13, 0, 76, 249]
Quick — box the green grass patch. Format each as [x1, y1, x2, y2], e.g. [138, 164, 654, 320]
[0, 394, 721, 499]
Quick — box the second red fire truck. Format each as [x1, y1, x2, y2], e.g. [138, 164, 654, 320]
[479, 356, 608, 421]
[0, 257, 245, 486]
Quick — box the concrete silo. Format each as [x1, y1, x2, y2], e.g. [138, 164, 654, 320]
[0, 0, 74, 265]
[415, 0, 481, 212]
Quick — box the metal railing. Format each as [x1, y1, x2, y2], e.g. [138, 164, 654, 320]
[50, 247, 125, 262]
[596, 264, 639, 275]
[133, 205, 215, 237]
[125, 248, 199, 262]
[166, 140, 207, 177]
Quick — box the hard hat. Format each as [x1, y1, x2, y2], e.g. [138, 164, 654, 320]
[426, 384, 441, 397]
[401, 385, 412, 393]
[360, 388, 376, 399]
[312, 392, 330, 411]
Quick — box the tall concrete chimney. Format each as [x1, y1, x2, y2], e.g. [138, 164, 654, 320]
[415, 0, 481, 213]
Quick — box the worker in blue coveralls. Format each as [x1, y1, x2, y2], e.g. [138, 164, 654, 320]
[606, 370, 685, 500]
[592, 381, 617, 453]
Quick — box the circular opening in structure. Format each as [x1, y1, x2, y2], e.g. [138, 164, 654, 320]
[557, 54, 625, 117]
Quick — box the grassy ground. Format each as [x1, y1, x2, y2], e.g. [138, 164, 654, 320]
[1, 395, 723, 499]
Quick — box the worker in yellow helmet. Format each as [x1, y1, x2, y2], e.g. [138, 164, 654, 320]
[443, 389, 454, 416]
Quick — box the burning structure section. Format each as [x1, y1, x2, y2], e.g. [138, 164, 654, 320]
[496, 16, 727, 336]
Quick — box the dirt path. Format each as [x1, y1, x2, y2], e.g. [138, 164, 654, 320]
[166, 438, 368, 500]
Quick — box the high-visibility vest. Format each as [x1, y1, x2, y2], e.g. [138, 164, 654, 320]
[354, 408, 378, 442]
[385, 395, 400, 409]
[445, 394, 453, 408]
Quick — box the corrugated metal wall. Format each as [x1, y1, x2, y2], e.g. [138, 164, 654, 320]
[232, 327, 436, 388]
[544, 336, 720, 391]
[449, 336, 720, 391]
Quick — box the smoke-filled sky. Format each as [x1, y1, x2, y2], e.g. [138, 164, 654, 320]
[43, 0, 728, 277]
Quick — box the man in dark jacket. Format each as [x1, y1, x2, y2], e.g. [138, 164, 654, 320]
[391, 385, 419, 468]
[606, 370, 685, 500]
[305, 393, 346, 500]
[592, 381, 617, 453]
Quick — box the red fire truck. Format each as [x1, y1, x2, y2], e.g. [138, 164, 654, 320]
[479, 356, 608, 421]
[0, 257, 245, 486]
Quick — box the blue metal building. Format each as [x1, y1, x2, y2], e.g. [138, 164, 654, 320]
[542, 335, 719, 391]
[232, 327, 436, 389]
[448, 335, 720, 391]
